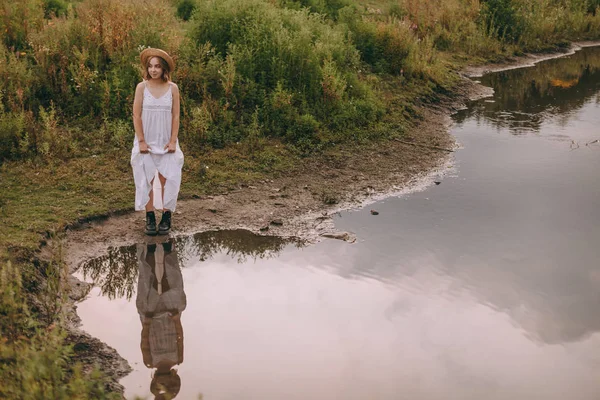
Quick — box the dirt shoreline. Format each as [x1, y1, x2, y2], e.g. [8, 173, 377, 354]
[62, 42, 599, 396]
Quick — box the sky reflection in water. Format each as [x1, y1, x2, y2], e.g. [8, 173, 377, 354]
[77, 47, 600, 400]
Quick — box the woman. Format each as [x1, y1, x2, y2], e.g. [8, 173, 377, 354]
[132, 48, 184, 235]
[136, 238, 186, 399]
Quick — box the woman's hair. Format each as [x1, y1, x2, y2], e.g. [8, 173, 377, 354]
[143, 56, 171, 82]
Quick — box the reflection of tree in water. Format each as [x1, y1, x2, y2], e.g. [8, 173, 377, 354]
[79, 230, 301, 300]
[454, 47, 600, 133]
[80, 244, 138, 300]
[176, 229, 303, 265]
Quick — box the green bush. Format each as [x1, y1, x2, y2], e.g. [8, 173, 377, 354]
[184, 0, 382, 149]
[176, 0, 196, 20]
[0, 0, 45, 51]
[43, 0, 70, 17]
[0, 43, 39, 113]
[338, 7, 446, 80]
[101, 118, 134, 150]
[279, 0, 354, 19]
[0, 106, 28, 161]
[286, 113, 321, 149]
[480, 0, 524, 42]
[514, 0, 600, 51]
[0, 261, 117, 400]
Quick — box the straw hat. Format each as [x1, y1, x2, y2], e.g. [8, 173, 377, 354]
[140, 48, 175, 72]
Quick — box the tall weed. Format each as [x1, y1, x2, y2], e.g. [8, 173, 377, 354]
[0, 101, 28, 161]
[0, 0, 45, 51]
[279, 0, 354, 19]
[37, 104, 75, 159]
[515, 0, 600, 50]
[0, 260, 117, 399]
[480, 0, 524, 42]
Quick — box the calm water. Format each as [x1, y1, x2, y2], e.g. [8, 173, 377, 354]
[76, 47, 600, 400]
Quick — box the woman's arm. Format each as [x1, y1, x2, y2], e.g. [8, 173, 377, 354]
[133, 82, 149, 153]
[166, 83, 180, 153]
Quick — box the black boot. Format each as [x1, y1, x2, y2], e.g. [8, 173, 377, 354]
[145, 211, 157, 236]
[158, 210, 172, 235]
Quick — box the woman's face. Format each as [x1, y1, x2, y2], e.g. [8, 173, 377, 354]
[147, 57, 164, 80]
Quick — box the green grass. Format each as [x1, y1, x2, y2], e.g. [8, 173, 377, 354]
[1, 154, 132, 256]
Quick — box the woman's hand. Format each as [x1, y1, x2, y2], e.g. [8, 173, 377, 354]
[164, 141, 177, 153]
[139, 140, 150, 154]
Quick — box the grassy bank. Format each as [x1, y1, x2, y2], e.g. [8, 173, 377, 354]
[1, 0, 599, 397]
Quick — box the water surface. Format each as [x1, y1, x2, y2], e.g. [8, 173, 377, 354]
[77, 47, 600, 400]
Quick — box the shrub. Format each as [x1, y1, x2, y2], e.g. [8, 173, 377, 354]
[286, 113, 321, 149]
[515, 0, 600, 51]
[279, 0, 354, 19]
[101, 118, 133, 150]
[37, 104, 75, 160]
[373, 18, 415, 74]
[0, 43, 39, 113]
[43, 0, 70, 17]
[176, 0, 196, 20]
[480, 0, 524, 42]
[0, 261, 117, 399]
[0, 0, 45, 51]
[0, 108, 28, 162]
[185, 0, 382, 149]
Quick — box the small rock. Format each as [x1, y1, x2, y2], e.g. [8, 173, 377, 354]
[259, 226, 269, 232]
[321, 231, 356, 243]
[434, 181, 441, 185]
[249, 185, 257, 189]
[274, 202, 285, 207]
[192, 194, 201, 199]
[208, 208, 218, 213]
[370, 210, 379, 215]
[270, 219, 283, 226]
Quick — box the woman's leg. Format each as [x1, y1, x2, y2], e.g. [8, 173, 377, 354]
[145, 178, 155, 212]
[144, 177, 158, 235]
[158, 173, 167, 211]
[157, 173, 171, 234]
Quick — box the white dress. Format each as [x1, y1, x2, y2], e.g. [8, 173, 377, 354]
[131, 82, 184, 211]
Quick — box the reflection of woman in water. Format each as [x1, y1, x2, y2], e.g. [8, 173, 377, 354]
[136, 238, 186, 400]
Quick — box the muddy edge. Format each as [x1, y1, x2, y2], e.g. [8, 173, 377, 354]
[59, 41, 600, 397]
